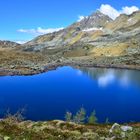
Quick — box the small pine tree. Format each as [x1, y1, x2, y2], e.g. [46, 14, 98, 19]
[73, 107, 86, 124]
[105, 118, 109, 124]
[65, 111, 72, 122]
[88, 110, 98, 124]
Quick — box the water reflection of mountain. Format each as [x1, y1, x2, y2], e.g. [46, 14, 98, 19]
[78, 67, 140, 87]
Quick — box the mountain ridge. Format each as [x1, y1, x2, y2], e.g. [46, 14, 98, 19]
[21, 10, 140, 53]
[0, 40, 19, 48]
[22, 10, 112, 50]
[0, 10, 140, 76]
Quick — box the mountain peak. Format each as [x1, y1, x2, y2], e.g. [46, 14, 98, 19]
[67, 10, 112, 32]
[91, 10, 105, 16]
[77, 10, 112, 29]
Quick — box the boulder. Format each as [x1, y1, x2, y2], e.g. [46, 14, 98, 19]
[109, 123, 121, 133]
[109, 123, 133, 139]
[121, 126, 133, 132]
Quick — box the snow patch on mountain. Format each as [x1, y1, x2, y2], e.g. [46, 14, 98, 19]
[82, 27, 103, 32]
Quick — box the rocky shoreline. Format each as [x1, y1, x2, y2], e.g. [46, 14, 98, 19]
[0, 59, 140, 76]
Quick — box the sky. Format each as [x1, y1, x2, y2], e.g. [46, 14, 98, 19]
[0, 0, 140, 43]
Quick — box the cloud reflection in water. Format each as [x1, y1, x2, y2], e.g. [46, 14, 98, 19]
[78, 67, 140, 89]
[98, 70, 115, 87]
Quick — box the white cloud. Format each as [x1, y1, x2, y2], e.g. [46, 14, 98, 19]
[99, 4, 139, 20]
[77, 15, 87, 22]
[78, 16, 84, 22]
[17, 27, 64, 35]
[121, 6, 139, 15]
[99, 4, 120, 20]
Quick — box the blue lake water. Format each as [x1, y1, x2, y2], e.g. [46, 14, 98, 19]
[0, 66, 140, 123]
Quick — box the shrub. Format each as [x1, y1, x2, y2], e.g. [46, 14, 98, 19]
[88, 110, 98, 124]
[73, 107, 86, 124]
[4, 108, 25, 125]
[105, 118, 109, 124]
[65, 111, 72, 122]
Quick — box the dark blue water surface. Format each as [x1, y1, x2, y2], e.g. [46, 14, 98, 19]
[0, 66, 140, 123]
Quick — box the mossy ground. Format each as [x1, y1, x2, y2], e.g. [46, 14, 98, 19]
[0, 118, 140, 140]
